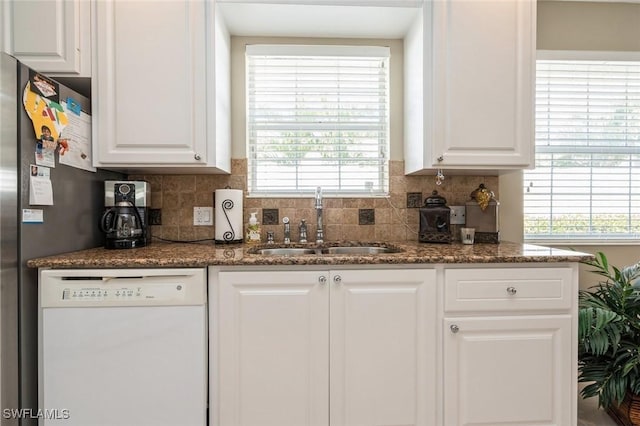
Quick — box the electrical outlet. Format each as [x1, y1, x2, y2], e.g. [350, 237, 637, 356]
[193, 207, 213, 226]
[149, 208, 162, 225]
[450, 206, 466, 225]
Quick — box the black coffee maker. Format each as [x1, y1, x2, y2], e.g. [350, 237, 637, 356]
[100, 180, 151, 249]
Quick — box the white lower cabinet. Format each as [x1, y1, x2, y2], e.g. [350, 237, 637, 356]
[212, 268, 437, 426]
[216, 270, 329, 426]
[443, 315, 572, 426]
[443, 266, 577, 426]
[211, 264, 578, 426]
[329, 269, 436, 426]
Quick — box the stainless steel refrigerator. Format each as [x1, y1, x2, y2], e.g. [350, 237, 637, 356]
[0, 53, 124, 425]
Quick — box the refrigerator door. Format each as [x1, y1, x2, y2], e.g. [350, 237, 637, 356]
[0, 52, 127, 423]
[0, 51, 20, 423]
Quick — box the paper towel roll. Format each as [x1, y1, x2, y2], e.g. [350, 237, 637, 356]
[215, 189, 243, 243]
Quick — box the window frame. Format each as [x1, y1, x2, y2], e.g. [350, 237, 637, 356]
[245, 44, 391, 198]
[523, 50, 640, 245]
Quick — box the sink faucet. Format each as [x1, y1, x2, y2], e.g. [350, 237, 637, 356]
[315, 187, 324, 243]
[283, 217, 291, 244]
[299, 219, 308, 243]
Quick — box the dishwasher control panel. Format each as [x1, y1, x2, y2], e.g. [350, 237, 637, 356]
[40, 269, 206, 308]
[61, 283, 185, 302]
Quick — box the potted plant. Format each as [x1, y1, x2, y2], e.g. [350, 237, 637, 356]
[579, 252, 640, 425]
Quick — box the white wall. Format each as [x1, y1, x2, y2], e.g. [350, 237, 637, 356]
[537, 1, 640, 52]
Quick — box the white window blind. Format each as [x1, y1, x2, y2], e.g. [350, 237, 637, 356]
[246, 44, 390, 196]
[524, 60, 640, 242]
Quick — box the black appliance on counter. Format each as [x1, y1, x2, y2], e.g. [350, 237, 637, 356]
[419, 190, 452, 243]
[100, 180, 150, 249]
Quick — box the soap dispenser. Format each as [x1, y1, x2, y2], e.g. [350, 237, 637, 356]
[246, 212, 262, 244]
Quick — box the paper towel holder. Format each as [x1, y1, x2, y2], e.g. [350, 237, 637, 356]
[214, 188, 244, 244]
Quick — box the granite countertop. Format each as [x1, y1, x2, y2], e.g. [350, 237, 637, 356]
[26, 240, 595, 269]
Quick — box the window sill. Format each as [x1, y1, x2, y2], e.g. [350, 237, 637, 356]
[246, 193, 390, 199]
[525, 239, 640, 247]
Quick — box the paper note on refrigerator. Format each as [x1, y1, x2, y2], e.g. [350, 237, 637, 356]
[57, 100, 95, 172]
[22, 209, 44, 224]
[29, 176, 53, 205]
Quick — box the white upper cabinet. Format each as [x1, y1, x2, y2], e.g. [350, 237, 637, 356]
[92, 0, 231, 172]
[405, 0, 536, 173]
[3, 0, 91, 76]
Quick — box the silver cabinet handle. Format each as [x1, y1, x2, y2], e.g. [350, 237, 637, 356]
[437, 155, 444, 162]
[506, 286, 517, 295]
[333, 275, 342, 284]
[319, 276, 327, 285]
[450, 324, 459, 334]
[194, 153, 201, 161]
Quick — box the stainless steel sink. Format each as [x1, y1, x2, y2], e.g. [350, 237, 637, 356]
[250, 244, 400, 256]
[323, 246, 396, 255]
[254, 248, 320, 256]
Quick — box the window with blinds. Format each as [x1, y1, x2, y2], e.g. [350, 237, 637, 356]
[246, 44, 390, 196]
[524, 59, 640, 242]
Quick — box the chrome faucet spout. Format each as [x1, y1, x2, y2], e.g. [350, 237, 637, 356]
[315, 186, 323, 209]
[283, 217, 291, 244]
[315, 187, 324, 243]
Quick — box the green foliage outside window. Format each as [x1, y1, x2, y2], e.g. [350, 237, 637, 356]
[525, 214, 640, 237]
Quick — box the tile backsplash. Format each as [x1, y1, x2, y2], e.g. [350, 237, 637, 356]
[130, 159, 498, 243]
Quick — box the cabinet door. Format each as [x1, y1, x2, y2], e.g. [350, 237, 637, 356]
[4, 0, 90, 75]
[443, 315, 573, 426]
[93, 0, 209, 166]
[330, 269, 437, 426]
[405, 0, 536, 173]
[431, 0, 534, 169]
[215, 270, 329, 426]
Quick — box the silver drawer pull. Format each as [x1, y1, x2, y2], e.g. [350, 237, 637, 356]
[450, 324, 459, 334]
[318, 276, 327, 285]
[333, 275, 342, 284]
[506, 286, 517, 295]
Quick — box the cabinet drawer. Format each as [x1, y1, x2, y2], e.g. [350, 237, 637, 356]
[444, 268, 574, 312]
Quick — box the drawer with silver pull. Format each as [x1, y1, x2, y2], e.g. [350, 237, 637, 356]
[444, 267, 574, 312]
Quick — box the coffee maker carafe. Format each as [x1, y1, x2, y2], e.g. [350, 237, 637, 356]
[100, 181, 150, 249]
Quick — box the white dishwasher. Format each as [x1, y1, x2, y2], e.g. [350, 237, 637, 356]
[39, 268, 207, 426]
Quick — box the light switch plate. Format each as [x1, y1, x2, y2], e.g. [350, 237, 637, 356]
[193, 207, 213, 226]
[450, 206, 466, 225]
